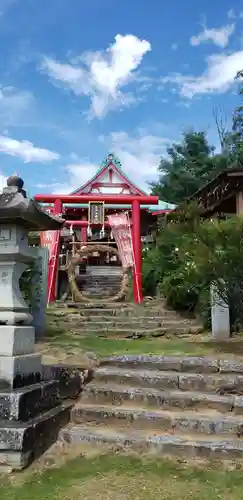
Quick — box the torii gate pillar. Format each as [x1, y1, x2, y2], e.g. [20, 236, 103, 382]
[132, 200, 142, 304]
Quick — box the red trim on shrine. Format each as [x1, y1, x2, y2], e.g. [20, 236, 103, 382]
[35, 153, 159, 304]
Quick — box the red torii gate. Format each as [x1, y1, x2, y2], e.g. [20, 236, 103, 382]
[34, 193, 159, 303]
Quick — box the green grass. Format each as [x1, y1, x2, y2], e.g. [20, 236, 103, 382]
[43, 323, 243, 359]
[49, 334, 215, 357]
[1, 453, 243, 500]
[45, 309, 243, 359]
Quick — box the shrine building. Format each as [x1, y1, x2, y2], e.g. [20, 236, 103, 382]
[35, 153, 174, 304]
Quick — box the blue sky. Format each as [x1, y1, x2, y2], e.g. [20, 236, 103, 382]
[0, 0, 242, 196]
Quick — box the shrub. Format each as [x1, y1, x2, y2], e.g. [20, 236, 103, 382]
[143, 210, 243, 329]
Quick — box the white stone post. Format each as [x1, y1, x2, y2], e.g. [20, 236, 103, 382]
[210, 282, 230, 340]
[0, 224, 42, 389]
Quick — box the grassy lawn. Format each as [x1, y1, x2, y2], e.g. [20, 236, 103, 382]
[1, 453, 243, 500]
[43, 306, 243, 360]
[47, 334, 215, 357]
[40, 323, 243, 360]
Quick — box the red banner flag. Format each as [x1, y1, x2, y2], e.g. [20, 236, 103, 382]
[40, 230, 60, 303]
[107, 212, 134, 268]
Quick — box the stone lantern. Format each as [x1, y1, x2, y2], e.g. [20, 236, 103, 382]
[0, 175, 71, 470]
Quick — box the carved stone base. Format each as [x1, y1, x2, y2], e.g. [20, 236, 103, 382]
[0, 326, 35, 356]
[0, 353, 42, 389]
[0, 363, 90, 470]
[0, 403, 72, 470]
[0, 380, 60, 420]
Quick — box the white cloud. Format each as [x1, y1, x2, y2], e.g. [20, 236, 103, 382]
[109, 131, 170, 187]
[227, 9, 236, 19]
[41, 34, 151, 118]
[0, 86, 34, 126]
[51, 162, 98, 194]
[0, 0, 17, 15]
[171, 43, 178, 51]
[0, 135, 60, 163]
[0, 172, 7, 191]
[227, 8, 243, 19]
[190, 23, 235, 48]
[161, 50, 243, 98]
[47, 130, 172, 194]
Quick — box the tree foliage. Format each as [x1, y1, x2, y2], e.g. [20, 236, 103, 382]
[144, 69, 243, 330]
[143, 211, 202, 313]
[143, 212, 243, 329]
[151, 73, 243, 205]
[188, 216, 243, 329]
[151, 131, 228, 205]
[230, 70, 243, 167]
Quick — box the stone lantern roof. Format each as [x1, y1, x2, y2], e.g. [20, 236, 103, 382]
[0, 175, 64, 230]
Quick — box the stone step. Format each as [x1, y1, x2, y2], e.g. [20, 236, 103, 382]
[75, 325, 202, 335]
[72, 403, 243, 437]
[82, 289, 120, 292]
[101, 355, 236, 374]
[84, 274, 121, 279]
[87, 266, 122, 274]
[72, 319, 199, 327]
[0, 401, 72, 471]
[59, 314, 192, 323]
[82, 292, 122, 296]
[59, 300, 166, 309]
[84, 280, 121, 286]
[83, 287, 121, 293]
[85, 277, 121, 282]
[94, 367, 243, 394]
[50, 312, 195, 326]
[83, 286, 121, 291]
[81, 383, 240, 413]
[84, 280, 121, 283]
[71, 327, 201, 337]
[59, 423, 243, 460]
[60, 303, 193, 318]
[78, 309, 186, 318]
[64, 302, 132, 309]
[85, 271, 122, 275]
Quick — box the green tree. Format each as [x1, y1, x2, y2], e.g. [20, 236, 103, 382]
[143, 206, 202, 312]
[187, 215, 243, 330]
[151, 131, 228, 205]
[233, 70, 243, 135]
[230, 69, 243, 167]
[143, 208, 243, 330]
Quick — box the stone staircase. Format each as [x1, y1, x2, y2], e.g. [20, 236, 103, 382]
[54, 300, 202, 338]
[82, 266, 123, 297]
[60, 355, 243, 460]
